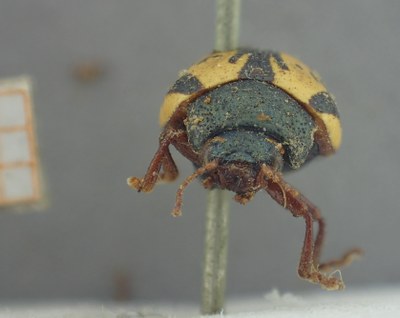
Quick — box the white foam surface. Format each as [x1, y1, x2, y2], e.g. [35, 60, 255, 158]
[0, 285, 399, 318]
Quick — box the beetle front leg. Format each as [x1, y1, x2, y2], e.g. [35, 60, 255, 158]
[159, 147, 179, 183]
[261, 164, 361, 290]
[127, 128, 184, 192]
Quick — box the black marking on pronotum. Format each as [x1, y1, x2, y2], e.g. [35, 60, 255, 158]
[169, 73, 204, 94]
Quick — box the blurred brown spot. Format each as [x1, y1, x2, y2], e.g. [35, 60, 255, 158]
[113, 270, 132, 301]
[73, 61, 104, 83]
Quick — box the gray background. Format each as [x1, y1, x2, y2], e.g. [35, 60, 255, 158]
[0, 0, 399, 302]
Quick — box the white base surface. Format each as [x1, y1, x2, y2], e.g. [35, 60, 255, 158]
[0, 285, 399, 318]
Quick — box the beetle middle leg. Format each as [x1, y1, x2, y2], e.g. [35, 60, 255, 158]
[261, 164, 361, 290]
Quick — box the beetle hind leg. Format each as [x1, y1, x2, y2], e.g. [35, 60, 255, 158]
[261, 164, 361, 290]
[318, 247, 364, 273]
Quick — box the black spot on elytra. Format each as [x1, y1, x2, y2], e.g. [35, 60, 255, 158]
[169, 73, 204, 94]
[228, 49, 248, 64]
[270, 52, 289, 70]
[229, 49, 289, 82]
[239, 49, 275, 81]
[228, 49, 289, 81]
[309, 92, 339, 116]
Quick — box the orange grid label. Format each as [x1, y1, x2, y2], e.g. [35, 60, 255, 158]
[0, 78, 42, 206]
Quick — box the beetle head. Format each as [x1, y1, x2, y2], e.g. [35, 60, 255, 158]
[202, 131, 283, 194]
[172, 131, 284, 216]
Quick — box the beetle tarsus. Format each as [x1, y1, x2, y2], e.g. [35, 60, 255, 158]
[127, 177, 144, 192]
[319, 248, 364, 273]
[298, 267, 345, 291]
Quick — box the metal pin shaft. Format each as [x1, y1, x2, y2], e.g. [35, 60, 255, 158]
[201, 0, 241, 315]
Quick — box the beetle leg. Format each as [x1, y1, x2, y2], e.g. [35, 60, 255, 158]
[172, 161, 218, 217]
[127, 129, 185, 192]
[261, 164, 360, 290]
[318, 247, 364, 273]
[159, 147, 179, 183]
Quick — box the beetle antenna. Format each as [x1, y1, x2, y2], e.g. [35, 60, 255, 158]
[172, 161, 219, 217]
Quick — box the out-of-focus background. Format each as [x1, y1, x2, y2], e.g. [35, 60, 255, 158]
[0, 0, 398, 302]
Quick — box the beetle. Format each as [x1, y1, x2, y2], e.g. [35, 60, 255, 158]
[128, 48, 361, 291]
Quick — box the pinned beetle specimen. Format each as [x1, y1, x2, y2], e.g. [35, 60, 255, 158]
[128, 49, 362, 290]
